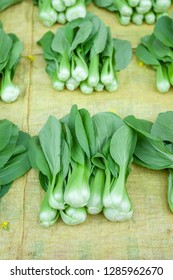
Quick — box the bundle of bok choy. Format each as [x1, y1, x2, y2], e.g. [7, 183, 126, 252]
[136, 15, 173, 93]
[0, 22, 23, 103]
[38, 13, 132, 94]
[33, 0, 92, 27]
[93, 0, 172, 25]
[125, 111, 173, 213]
[28, 105, 136, 227]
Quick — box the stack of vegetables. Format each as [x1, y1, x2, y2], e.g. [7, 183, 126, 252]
[0, 22, 23, 103]
[38, 13, 132, 94]
[136, 15, 173, 93]
[34, 0, 91, 27]
[28, 105, 136, 227]
[0, 119, 31, 201]
[93, 0, 172, 25]
[0, 0, 23, 11]
[125, 111, 173, 213]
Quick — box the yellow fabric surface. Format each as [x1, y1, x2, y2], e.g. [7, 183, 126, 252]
[0, 0, 173, 260]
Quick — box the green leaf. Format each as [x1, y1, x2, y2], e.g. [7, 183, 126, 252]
[75, 111, 90, 158]
[6, 34, 23, 71]
[79, 108, 96, 156]
[28, 136, 51, 180]
[0, 28, 12, 64]
[0, 124, 19, 169]
[134, 135, 173, 170]
[136, 44, 160, 66]
[154, 16, 173, 48]
[39, 172, 49, 192]
[39, 116, 61, 177]
[91, 19, 108, 55]
[0, 0, 23, 11]
[92, 112, 124, 152]
[113, 38, 133, 71]
[37, 31, 59, 61]
[125, 115, 154, 139]
[0, 152, 30, 185]
[51, 25, 74, 55]
[0, 119, 13, 152]
[110, 125, 137, 169]
[70, 20, 93, 51]
[168, 169, 173, 212]
[0, 182, 12, 199]
[151, 111, 173, 142]
[61, 139, 70, 179]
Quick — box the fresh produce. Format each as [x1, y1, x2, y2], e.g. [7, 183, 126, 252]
[28, 105, 136, 226]
[93, 0, 172, 25]
[0, 22, 23, 103]
[136, 15, 173, 93]
[38, 13, 132, 94]
[0, 0, 23, 11]
[29, 105, 136, 226]
[0, 119, 31, 200]
[125, 111, 173, 212]
[33, 0, 92, 27]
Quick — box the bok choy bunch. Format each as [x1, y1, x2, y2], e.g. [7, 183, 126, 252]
[0, 0, 23, 11]
[0, 22, 23, 103]
[28, 105, 137, 227]
[33, 0, 91, 27]
[136, 15, 173, 93]
[0, 119, 31, 201]
[91, 112, 136, 221]
[38, 13, 132, 94]
[93, 0, 171, 25]
[125, 111, 173, 213]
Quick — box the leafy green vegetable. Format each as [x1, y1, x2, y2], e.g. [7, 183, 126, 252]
[93, 0, 171, 25]
[125, 111, 173, 212]
[0, 120, 31, 200]
[0, 23, 23, 103]
[28, 105, 138, 226]
[38, 12, 132, 94]
[136, 15, 173, 93]
[34, 0, 91, 27]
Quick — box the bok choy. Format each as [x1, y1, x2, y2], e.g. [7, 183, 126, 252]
[125, 111, 173, 212]
[38, 13, 132, 94]
[136, 15, 173, 93]
[93, 0, 172, 25]
[0, 119, 31, 200]
[0, 22, 23, 103]
[34, 0, 91, 27]
[28, 105, 136, 227]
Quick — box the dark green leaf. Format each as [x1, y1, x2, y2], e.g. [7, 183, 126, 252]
[0, 119, 13, 152]
[0, 182, 12, 199]
[0, 152, 30, 185]
[39, 116, 61, 176]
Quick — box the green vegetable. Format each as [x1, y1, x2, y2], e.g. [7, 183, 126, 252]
[28, 105, 138, 226]
[0, 0, 23, 11]
[136, 15, 173, 93]
[34, 0, 91, 27]
[0, 22, 23, 103]
[93, 0, 171, 25]
[125, 111, 173, 212]
[60, 206, 87, 225]
[102, 125, 136, 221]
[34, 0, 58, 27]
[0, 119, 31, 200]
[38, 13, 132, 94]
[28, 116, 70, 226]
